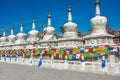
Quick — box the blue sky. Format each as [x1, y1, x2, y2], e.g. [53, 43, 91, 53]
[0, 0, 120, 36]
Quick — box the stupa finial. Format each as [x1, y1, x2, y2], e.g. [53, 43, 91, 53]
[48, 12, 51, 26]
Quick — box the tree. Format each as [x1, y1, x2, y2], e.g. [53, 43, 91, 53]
[60, 26, 64, 33]
[40, 24, 45, 29]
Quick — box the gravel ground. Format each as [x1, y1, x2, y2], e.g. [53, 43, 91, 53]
[0, 62, 120, 80]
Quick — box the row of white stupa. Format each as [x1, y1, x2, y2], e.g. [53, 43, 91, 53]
[0, 0, 115, 50]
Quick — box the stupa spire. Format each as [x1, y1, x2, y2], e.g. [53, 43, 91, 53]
[68, 6, 72, 22]
[48, 12, 51, 26]
[20, 23, 23, 33]
[95, 0, 100, 16]
[32, 18, 36, 30]
[10, 26, 14, 35]
[3, 28, 6, 37]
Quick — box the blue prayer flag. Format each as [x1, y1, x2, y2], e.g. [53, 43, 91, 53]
[108, 47, 113, 51]
[4, 57, 6, 62]
[80, 48, 84, 53]
[56, 54, 59, 58]
[10, 55, 12, 62]
[38, 58, 42, 67]
[72, 54, 76, 60]
[30, 58, 33, 64]
[102, 60, 106, 68]
[0, 56, 1, 60]
[81, 59, 84, 62]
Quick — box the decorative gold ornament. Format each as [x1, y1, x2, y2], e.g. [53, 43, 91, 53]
[20, 23, 23, 26]
[32, 18, 35, 23]
[48, 12, 51, 18]
[96, 0, 100, 4]
[68, 6, 72, 12]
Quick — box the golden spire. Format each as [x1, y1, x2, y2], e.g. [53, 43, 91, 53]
[48, 12, 51, 18]
[48, 12, 51, 26]
[10, 25, 14, 29]
[3, 28, 6, 37]
[3, 28, 6, 32]
[20, 23, 23, 26]
[10, 25, 14, 35]
[32, 18, 35, 23]
[68, 6, 72, 12]
[20, 23, 23, 33]
[96, 0, 100, 4]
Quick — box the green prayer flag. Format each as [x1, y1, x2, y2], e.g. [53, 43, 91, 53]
[84, 52, 89, 58]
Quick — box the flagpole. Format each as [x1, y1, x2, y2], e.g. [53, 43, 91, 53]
[29, 51, 33, 66]
[38, 54, 43, 68]
[15, 51, 19, 63]
[64, 55, 68, 69]
[4, 53, 7, 62]
[102, 52, 107, 74]
[10, 54, 12, 62]
[22, 52, 25, 63]
[80, 48, 85, 71]
[4, 50, 7, 62]
[51, 54, 54, 67]
[0, 54, 2, 61]
[81, 53, 84, 62]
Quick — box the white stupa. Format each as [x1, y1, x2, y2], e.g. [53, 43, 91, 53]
[26, 19, 39, 49]
[0, 29, 7, 47]
[15, 23, 27, 45]
[27, 19, 39, 44]
[7, 26, 16, 44]
[84, 0, 114, 46]
[43, 13, 56, 41]
[63, 6, 78, 39]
